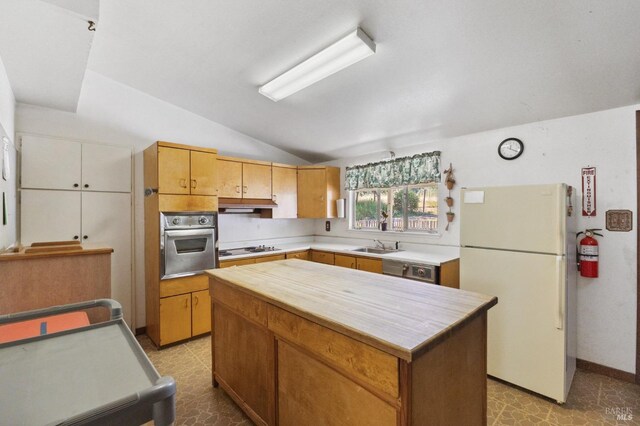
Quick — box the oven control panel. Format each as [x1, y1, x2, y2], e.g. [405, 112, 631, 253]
[162, 212, 216, 229]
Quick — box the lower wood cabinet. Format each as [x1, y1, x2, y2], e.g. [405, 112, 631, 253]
[334, 254, 356, 268]
[158, 274, 210, 346]
[255, 254, 286, 263]
[310, 250, 335, 265]
[285, 250, 309, 261]
[334, 253, 383, 273]
[219, 258, 256, 268]
[277, 341, 396, 426]
[210, 279, 487, 426]
[356, 257, 383, 274]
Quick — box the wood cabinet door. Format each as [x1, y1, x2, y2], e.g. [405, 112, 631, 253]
[272, 166, 297, 218]
[82, 144, 132, 192]
[356, 257, 383, 274]
[160, 294, 192, 345]
[297, 168, 326, 218]
[190, 151, 218, 196]
[311, 250, 335, 265]
[82, 192, 133, 326]
[21, 135, 81, 190]
[286, 251, 309, 261]
[277, 341, 396, 426]
[335, 254, 356, 269]
[217, 159, 243, 198]
[20, 189, 81, 245]
[214, 304, 275, 425]
[192, 289, 211, 336]
[243, 163, 272, 199]
[158, 146, 190, 195]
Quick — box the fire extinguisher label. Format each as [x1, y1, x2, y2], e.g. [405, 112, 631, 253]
[580, 245, 598, 262]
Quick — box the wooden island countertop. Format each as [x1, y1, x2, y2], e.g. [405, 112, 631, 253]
[206, 259, 497, 426]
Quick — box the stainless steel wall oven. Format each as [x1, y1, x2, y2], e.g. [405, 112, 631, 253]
[160, 212, 218, 280]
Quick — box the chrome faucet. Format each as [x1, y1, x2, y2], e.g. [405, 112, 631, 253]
[373, 239, 385, 249]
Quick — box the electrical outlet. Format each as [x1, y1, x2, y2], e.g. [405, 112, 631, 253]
[325, 221, 331, 232]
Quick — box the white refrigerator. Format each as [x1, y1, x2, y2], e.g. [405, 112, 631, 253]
[460, 183, 577, 403]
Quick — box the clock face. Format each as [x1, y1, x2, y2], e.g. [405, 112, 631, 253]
[498, 138, 524, 160]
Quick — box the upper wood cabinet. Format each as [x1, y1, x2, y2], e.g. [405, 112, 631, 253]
[157, 143, 218, 196]
[217, 158, 243, 198]
[270, 164, 297, 219]
[217, 156, 272, 199]
[21, 135, 131, 193]
[297, 166, 340, 218]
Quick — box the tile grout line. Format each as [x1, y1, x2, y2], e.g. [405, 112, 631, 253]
[185, 341, 212, 373]
[492, 400, 506, 426]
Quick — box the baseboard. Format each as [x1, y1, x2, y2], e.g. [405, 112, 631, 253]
[135, 326, 146, 336]
[576, 358, 636, 384]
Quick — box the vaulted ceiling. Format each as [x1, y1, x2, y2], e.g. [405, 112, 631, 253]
[1, 1, 640, 161]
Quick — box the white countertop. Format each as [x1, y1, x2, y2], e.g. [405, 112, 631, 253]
[219, 240, 459, 266]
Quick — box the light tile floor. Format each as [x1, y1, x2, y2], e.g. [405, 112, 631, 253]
[138, 335, 640, 425]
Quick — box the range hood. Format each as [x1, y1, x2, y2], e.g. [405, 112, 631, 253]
[218, 198, 278, 214]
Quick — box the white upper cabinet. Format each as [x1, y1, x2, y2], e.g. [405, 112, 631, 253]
[82, 144, 132, 192]
[21, 135, 132, 193]
[21, 135, 81, 190]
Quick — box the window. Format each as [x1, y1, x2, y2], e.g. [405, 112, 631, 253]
[351, 183, 438, 233]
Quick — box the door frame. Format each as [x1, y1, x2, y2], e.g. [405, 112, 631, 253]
[636, 110, 640, 384]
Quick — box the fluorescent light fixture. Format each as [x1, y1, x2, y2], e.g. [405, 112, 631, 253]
[259, 27, 376, 102]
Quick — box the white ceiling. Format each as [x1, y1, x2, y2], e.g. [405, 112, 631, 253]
[2, 1, 640, 161]
[0, 0, 96, 112]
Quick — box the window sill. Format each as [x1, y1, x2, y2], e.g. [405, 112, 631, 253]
[347, 228, 442, 238]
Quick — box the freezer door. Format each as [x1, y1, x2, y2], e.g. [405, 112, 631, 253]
[460, 247, 569, 402]
[460, 184, 568, 255]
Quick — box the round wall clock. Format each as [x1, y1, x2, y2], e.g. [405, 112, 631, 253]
[498, 138, 524, 160]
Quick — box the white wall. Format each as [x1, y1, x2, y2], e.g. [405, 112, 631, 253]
[0, 54, 16, 250]
[319, 105, 638, 373]
[15, 70, 313, 328]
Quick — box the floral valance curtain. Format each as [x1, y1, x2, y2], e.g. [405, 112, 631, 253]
[344, 151, 441, 190]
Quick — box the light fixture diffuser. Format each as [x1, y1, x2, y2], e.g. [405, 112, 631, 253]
[259, 27, 376, 102]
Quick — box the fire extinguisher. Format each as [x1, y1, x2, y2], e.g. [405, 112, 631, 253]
[577, 228, 603, 278]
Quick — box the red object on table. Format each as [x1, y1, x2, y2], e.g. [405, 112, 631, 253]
[0, 311, 90, 344]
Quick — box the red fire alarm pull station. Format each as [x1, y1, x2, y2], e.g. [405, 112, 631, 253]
[581, 167, 596, 217]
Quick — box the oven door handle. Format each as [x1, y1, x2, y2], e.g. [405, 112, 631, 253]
[165, 229, 214, 238]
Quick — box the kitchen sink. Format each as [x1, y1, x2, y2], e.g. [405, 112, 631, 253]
[352, 247, 403, 255]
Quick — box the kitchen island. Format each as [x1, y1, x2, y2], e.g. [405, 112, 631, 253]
[206, 259, 497, 426]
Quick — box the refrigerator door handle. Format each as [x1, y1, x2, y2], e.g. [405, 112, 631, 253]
[555, 256, 565, 330]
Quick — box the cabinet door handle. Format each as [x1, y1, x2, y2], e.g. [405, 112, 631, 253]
[73, 183, 79, 188]
[83, 235, 88, 240]
[235, 185, 240, 193]
[73, 235, 79, 240]
[179, 178, 187, 188]
[272, 194, 277, 201]
[184, 298, 188, 308]
[84, 184, 89, 188]
[191, 179, 197, 189]
[194, 295, 199, 305]
[351, 262, 355, 268]
[243, 186, 248, 194]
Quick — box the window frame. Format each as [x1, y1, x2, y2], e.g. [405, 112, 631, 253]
[349, 183, 439, 234]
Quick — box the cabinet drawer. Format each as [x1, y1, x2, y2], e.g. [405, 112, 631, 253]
[255, 254, 286, 263]
[286, 250, 309, 260]
[268, 306, 399, 398]
[311, 250, 335, 265]
[160, 274, 209, 298]
[212, 282, 267, 327]
[219, 258, 256, 268]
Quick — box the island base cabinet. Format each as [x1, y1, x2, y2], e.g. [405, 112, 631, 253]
[410, 314, 487, 426]
[213, 304, 275, 426]
[277, 340, 396, 426]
